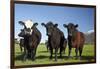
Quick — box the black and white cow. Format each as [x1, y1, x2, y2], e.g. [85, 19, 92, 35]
[18, 20, 41, 61]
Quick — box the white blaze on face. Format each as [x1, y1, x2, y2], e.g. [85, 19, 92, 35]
[24, 20, 33, 29]
[24, 20, 33, 34]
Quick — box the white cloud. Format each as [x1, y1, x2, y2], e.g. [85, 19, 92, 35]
[84, 29, 94, 35]
[87, 29, 94, 33]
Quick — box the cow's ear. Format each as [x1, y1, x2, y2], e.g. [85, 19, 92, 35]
[75, 24, 78, 28]
[41, 23, 46, 27]
[63, 24, 67, 28]
[31, 23, 38, 29]
[54, 24, 58, 27]
[33, 23, 38, 26]
[19, 21, 25, 26]
[19, 21, 26, 28]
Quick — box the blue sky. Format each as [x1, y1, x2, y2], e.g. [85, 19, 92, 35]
[15, 4, 95, 43]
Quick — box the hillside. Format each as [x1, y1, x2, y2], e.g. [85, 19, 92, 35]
[84, 31, 94, 44]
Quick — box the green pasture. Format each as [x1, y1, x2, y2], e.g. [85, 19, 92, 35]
[14, 43, 95, 66]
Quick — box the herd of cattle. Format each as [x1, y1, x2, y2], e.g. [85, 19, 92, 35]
[17, 20, 85, 61]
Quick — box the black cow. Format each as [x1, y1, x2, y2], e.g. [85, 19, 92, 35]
[41, 22, 66, 61]
[18, 20, 41, 61]
[63, 23, 85, 59]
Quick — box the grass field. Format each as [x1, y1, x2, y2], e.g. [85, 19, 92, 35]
[14, 43, 95, 66]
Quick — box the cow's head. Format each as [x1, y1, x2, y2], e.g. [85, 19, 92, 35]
[18, 20, 38, 37]
[41, 21, 58, 36]
[63, 23, 78, 36]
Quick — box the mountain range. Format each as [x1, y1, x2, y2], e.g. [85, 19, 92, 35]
[84, 30, 95, 44]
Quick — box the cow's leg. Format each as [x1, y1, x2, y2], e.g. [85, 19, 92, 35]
[60, 47, 63, 58]
[55, 48, 58, 61]
[47, 45, 49, 51]
[31, 48, 36, 61]
[23, 47, 28, 61]
[79, 47, 83, 60]
[63, 48, 66, 54]
[30, 49, 33, 59]
[30, 49, 34, 60]
[68, 47, 72, 58]
[62, 46, 66, 54]
[49, 47, 53, 59]
[23, 47, 25, 53]
[33, 48, 37, 60]
[75, 48, 78, 59]
[31, 49, 34, 60]
[20, 45, 23, 52]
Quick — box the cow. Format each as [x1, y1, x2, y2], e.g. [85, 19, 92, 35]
[41, 22, 66, 61]
[18, 20, 41, 61]
[63, 23, 85, 59]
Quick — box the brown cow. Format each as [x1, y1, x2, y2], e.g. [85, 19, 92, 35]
[63, 23, 85, 59]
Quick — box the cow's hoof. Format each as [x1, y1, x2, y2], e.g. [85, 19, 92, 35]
[75, 56, 79, 59]
[55, 59, 57, 61]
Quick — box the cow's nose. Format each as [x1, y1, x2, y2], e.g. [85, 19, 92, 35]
[27, 28, 31, 32]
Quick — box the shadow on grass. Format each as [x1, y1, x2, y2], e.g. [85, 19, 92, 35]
[36, 55, 49, 59]
[36, 55, 68, 59]
[15, 54, 67, 61]
[38, 50, 65, 55]
[38, 50, 49, 53]
[63, 55, 95, 61]
[15, 53, 24, 61]
[15, 51, 95, 62]
[80, 56, 95, 61]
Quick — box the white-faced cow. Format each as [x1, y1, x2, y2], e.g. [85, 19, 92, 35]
[41, 22, 66, 61]
[63, 23, 85, 59]
[18, 20, 41, 61]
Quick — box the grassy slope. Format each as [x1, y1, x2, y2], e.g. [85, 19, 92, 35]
[15, 44, 95, 66]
